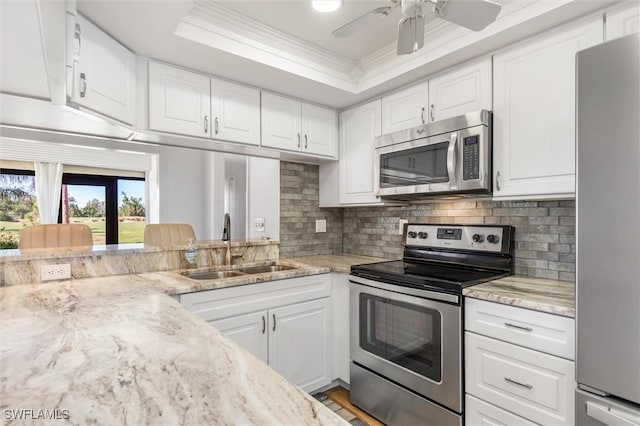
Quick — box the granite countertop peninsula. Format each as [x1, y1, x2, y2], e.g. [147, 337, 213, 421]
[285, 254, 388, 274]
[0, 275, 347, 425]
[463, 275, 575, 318]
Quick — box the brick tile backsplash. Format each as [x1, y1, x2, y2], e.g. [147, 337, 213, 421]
[280, 161, 575, 282]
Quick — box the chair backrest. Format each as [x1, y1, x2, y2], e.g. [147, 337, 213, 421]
[19, 224, 94, 249]
[144, 223, 196, 246]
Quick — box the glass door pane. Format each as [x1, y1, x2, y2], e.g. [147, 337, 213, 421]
[117, 179, 145, 243]
[62, 184, 106, 245]
[380, 141, 449, 188]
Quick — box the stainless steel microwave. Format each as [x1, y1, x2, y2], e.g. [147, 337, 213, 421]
[375, 110, 492, 199]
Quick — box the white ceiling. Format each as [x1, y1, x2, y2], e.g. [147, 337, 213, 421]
[215, 0, 400, 61]
[76, 0, 615, 109]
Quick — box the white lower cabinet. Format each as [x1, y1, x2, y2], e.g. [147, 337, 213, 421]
[180, 274, 332, 393]
[465, 299, 576, 426]
[466, 394, 537, 426]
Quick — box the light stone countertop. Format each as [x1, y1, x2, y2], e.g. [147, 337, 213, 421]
[463, 275, 575, 318]
[284, 254, 388, 274]
[0, 274, 347, 426]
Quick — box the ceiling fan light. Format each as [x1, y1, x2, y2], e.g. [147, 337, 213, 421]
[312, 0, 343, 13]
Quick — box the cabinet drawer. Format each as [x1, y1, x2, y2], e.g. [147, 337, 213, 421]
[465, 298, 575, 359]
[465, 394, 537, 426]
[180, 274, 331, 321]
[466, 332, 575, 426]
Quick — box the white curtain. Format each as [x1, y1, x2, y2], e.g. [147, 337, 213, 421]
[34, 162, 63, 224]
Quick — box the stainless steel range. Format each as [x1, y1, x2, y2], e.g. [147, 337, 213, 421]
[349, 223, 514, 426]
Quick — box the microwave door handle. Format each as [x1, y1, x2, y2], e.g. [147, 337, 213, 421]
[447, 133, 458, 182]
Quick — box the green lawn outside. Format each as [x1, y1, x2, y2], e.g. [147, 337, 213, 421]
[0, 218, 145, 245]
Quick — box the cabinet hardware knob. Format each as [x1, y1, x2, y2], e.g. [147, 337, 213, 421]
[304, 134, 308, 149]
[421, 107, 426, 124]
[262, 316, 266, 334]
[272, 314, 276, 332]
[297, 133, 301, 148]
[496, 171, 501, 191]
[204, 115, 209, 134]
[430, 104, 435, 121]
[214, 117, 219, 135]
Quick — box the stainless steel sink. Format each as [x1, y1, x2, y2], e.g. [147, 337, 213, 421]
[236, 265, 297, 274]
[182, 270, 246, 280]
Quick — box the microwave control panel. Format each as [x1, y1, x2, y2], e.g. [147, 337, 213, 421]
[462, 135, 480, 180]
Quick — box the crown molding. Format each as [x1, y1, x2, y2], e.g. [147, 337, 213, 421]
[175, 1, 360, 92]
[172, 0, 612, 98]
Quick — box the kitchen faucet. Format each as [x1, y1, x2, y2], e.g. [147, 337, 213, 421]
[222, 213, 242, 266]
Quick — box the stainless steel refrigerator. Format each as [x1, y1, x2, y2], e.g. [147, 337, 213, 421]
[576, 33, 640, 425]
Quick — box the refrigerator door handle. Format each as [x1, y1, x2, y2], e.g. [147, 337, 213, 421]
[586, 401, 640, 426]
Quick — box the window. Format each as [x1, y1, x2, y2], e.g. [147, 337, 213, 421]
[0, 168, 146, 247]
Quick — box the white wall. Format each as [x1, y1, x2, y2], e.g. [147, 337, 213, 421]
[247, 157, 280, 241]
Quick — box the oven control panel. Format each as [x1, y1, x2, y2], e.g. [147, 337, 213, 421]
[405, 224, 507, 253]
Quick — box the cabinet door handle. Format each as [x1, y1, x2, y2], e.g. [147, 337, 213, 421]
[504, 322, 533, 332]
[297, 133, 301, 148]
[214, 117, 219, 135]
[496, 171, 501, 191]
[504, 377, 533, 389]
[79, 73, 87, 98]
[421, 107, 426, 124]
[204, 115, 209, 134]
[430, 104, 435, 121]
[272, 314, 276, 332]
[262, 316, 266, 334]
[304, 134, 308, 149]
[73, 23, 82, 59]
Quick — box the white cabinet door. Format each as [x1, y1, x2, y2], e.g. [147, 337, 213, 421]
[428, 58, 492, 122]
[301, 103, 337, 157]
[339, 99, 382, 204]
[493, 18, 602, 200]
[381, 81, 429, 134]
[210, 310, 268, 364]
[261, 93, 302, 151]
[148, 62, 211, 137]
[75, 15, 136, 125]
[210, 78, 260, 146]
[269, 298, 331, 392]
[606, 2, 639, 41]
[466, 394, 538, 426]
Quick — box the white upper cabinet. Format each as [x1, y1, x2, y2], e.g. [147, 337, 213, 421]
[381, 82, 429, 134]
[428, 58, 492, 122]
[74, 15, 136, 125]
[492, 17, 603, 200]
[301, 103, 337, 157]
[262, 93, 337, 157]
[261, 93, 302, 151]
[606, 2, 639, 41]
[148, 62, 211, 137]
[339, 99, 382, 204]
[210, 78, 260, 145]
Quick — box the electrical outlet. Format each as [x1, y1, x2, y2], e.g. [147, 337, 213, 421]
[398, 219, 409, 235]
[254, 217, 265, 232]
[315, 219, 327, 233]
[41, 264, 71, 281]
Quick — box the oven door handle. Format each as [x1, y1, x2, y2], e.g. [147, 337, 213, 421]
[349, 275, 459, 304]
[446, 132, 458, 183]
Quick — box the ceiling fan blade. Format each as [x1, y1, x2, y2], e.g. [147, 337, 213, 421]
[434, 0, 501, 31]
[332, 6, 393, 38]
[397, 15, 425, 55]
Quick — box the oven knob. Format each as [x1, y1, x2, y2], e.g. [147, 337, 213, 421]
[472, 233, 484, 243]
[408, 231, 418, 238]
[487, 234, 500, 244]
[418, 232, 428, 239]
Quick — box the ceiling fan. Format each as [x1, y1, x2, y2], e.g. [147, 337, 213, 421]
[332, 0, 502, 55]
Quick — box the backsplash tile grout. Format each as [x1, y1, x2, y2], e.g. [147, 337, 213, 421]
[280, 162, 575, 282]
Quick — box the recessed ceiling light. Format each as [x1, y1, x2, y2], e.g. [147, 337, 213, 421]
[312, 0, 343, 13]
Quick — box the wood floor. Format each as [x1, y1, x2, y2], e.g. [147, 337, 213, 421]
[317, 386, 385, 426]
